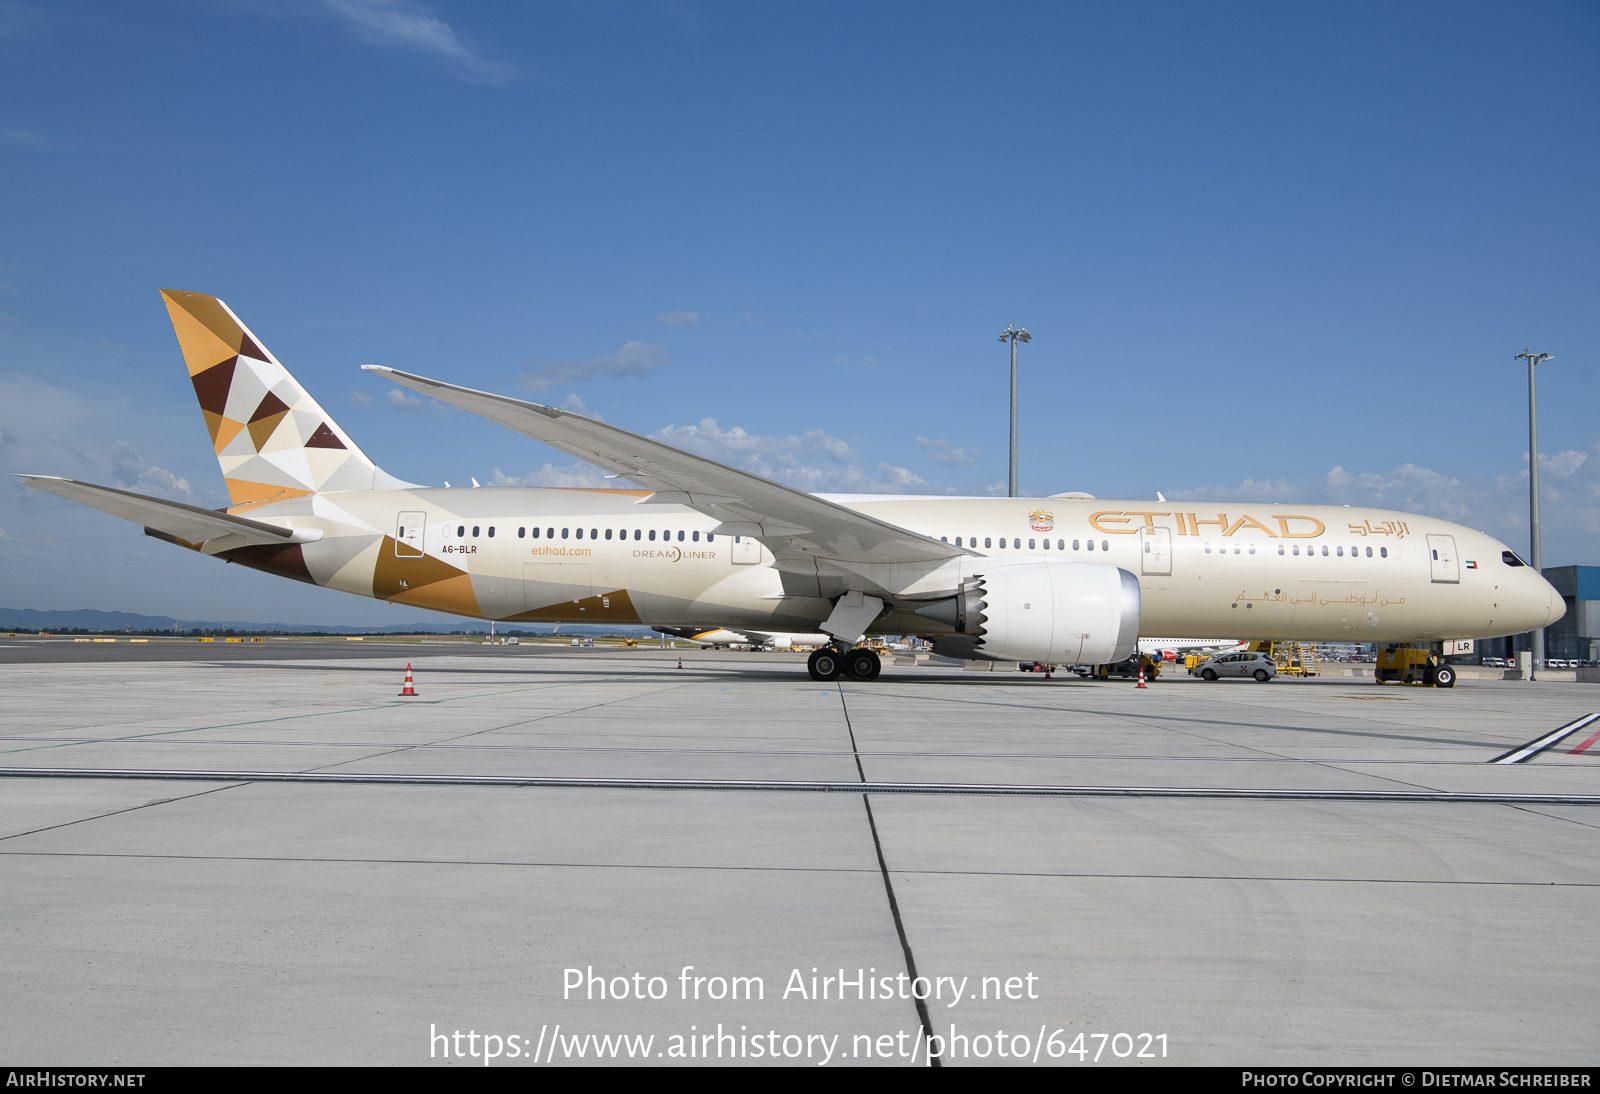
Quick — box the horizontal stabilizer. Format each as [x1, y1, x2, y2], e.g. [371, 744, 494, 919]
[18, 476, 321, 548]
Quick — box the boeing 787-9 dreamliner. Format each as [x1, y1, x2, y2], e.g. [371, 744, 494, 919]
[21, 291, 1563, 683]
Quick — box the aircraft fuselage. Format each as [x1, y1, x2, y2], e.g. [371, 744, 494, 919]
[199, 487, 1560, 645]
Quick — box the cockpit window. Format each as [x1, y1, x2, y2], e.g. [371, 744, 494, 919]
[1502, 550, 1526, 567]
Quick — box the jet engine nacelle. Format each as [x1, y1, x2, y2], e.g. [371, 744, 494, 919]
[917, 558, 1140, 665]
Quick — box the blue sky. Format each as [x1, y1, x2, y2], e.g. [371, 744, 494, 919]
[1, 0, 1596, 624]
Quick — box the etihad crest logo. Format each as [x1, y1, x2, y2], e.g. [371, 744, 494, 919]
[1028, 510, 1055, 532]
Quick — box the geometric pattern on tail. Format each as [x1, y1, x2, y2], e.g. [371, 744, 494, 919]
[161, 289, 392, 511]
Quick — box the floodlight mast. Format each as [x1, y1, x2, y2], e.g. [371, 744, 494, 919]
[998, 325, 1031, 497]
[1515, 349, 1552, 677]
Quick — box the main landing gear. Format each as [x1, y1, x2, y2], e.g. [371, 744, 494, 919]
[808, 646, 881, 682]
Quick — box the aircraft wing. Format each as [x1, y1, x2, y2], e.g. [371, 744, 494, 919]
[18, 476, 318, 548]
[364, 366, 969, 567]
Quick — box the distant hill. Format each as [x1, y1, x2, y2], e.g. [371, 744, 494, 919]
[0, 608, 653, 638]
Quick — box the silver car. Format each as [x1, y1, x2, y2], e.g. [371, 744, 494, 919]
[1192, 651, 1277, 682]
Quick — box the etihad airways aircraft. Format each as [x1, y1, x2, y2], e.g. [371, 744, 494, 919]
[21, 291, 1563, 684]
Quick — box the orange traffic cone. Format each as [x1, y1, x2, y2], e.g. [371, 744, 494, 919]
[1136, 665, 1147, 688]
[399, 663, 417, 696]
[676, 655, 683, 669]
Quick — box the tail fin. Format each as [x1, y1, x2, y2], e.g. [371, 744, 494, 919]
[160, 290, 407, 511]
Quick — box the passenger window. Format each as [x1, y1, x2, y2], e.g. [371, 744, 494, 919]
[706, 533, 714, 542]
[488, 526, 495, 538]
[591, 529, 598, 540]
[649, 530, 656, 541]
[1293, 545, 1300, 556]
[1102, 541, 1109, 551]
[634, 530, 641, 540]
[472, 526, 480, 538]
[532, 527, 541, 538]
[984, 538, 992, 548]
[693, 531, 699, 542]
[518, 527, 526, 538]
[1014, 539, 1021, 549]
[457, 525, 465, 537]
[1336, 545, 1343, 557]
[576, 528, 583, 539]
[1278, 544, 1284, 555]
[1366, 546, 1373, 557]
[1322, 545, 1329, 557]
[678, 531, 684, 542]
[547, 528, 554, 539]
[605, 529, 612, 540]
[1057, 540, 1064, 550]
[1205, 545, 1211, 554]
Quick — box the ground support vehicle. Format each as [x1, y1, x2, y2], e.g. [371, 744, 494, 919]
[1191, 651, 1278, 682]
[1248, 640, 1319, 676]
[1374, 645, 1456, 688]
[1091, 654, 1160, 681]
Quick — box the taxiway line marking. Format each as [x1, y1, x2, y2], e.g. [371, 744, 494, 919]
[1488, 713, 1600, 765]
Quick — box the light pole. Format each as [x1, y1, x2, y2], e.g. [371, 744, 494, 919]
[998, 325, 1031, 497]
[1515, 348, 1551, 677]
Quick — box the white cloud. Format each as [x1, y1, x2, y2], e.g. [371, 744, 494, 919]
[655, 311, 699, 328]
[386, 388, 423, 410]
[559, 393, 602, 419]
[490, 463, 612, 489]
[651, 418, 935, 494]
[347, 389, 374, 408]
[916, 436, 976, 468]
[520, 341, 667, 395]
[108, 441, 197, 502]
[1168, 442, 1600, 564]
[321, 0, 516, 85]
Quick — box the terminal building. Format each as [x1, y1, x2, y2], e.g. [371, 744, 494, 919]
[1475, 565, 1599, 663]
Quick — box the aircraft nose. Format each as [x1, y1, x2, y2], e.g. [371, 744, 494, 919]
[1517, 569, 1565, 630]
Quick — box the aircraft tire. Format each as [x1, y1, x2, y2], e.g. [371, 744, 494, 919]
[808, 649, 842, 681]
[843, 648, 881, 681]
[1432, 665, 1456, 688]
